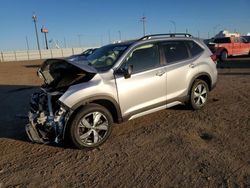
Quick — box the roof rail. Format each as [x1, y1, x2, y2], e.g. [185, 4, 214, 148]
[139, 33, 193, 40]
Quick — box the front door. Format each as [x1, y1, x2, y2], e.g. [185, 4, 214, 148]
[114, 43, 167, 118]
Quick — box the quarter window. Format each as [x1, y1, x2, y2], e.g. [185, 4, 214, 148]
[162, 41, 189, 63]
[186, 41, 204, 57]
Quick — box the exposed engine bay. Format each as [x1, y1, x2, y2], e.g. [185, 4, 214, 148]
[26, 59, 96, 144]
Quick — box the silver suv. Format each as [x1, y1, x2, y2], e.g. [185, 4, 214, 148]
[26, 33, 217, 149]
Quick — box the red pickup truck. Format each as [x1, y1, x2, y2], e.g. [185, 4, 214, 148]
[209, 37, 250, 61]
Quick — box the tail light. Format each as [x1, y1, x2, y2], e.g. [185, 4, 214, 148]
[210, 54, 217, 63]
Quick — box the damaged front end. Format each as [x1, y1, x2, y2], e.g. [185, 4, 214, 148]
[26, 59, 96, 144]
[26, 89, 68, 143]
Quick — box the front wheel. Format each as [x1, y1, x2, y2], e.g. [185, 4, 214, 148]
[68, 104, 113, 149]
[189, 79, 209, 110]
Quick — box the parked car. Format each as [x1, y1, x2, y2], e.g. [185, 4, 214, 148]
[208, 36, 250, 61]
[67, 48, 97, 61]
[26, 33, 217, 149]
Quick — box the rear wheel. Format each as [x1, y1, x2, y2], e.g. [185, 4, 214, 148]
[68, 104, 113, 149]
[189, 79, 209, 110]
[220, 50, 228, 62]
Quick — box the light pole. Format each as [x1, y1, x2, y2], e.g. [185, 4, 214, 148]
[140, 16, 146, 36]
[41, 26, 49, 49]
[32, 14, 41, 58]
[169, 20, 176, 33]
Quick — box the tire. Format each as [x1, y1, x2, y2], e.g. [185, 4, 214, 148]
[220, 50, 228, 62]
[68, 104, 113, 149]
[189, 79, 209, 110]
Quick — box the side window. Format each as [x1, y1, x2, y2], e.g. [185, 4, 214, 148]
[162, 41, 189, 63]
[186, 41, 204, 57]
[124, 44, 160, 73]
[240, 37, 247, 43]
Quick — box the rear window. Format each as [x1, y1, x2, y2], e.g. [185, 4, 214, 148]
[186, 41, 204, 57]
[162, 41, 189, 63]
[242, 36, 250, 42]
[213, 37, 231, 43]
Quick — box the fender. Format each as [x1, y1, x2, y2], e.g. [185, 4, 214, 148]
[62, 95, 123, 140]
[69, 95, 122, 123]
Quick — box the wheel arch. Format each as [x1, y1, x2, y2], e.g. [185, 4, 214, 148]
[221, 48, 228, 54]
[70, 96, 122, 123]
[188, 73, 212, 94]
[62, 96, 122, 141]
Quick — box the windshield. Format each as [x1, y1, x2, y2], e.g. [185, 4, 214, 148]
[81, 48, 96, 56]
[87, 44, 128, 71]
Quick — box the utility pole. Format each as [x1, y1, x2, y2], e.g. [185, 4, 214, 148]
[140, 15, 146, 36]
[32, 13, 41, 58]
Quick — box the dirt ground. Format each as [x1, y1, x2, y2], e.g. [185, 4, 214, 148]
[0, 58, 249, 188]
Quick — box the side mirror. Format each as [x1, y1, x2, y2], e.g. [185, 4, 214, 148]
[124, 64, 133, 79]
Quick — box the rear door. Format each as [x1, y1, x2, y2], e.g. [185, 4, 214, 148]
[160, 40, 203, 102]
[232, 37, 242, 55]
[114, 43, 167, 118]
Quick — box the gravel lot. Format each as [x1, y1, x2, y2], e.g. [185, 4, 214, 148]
[0, 58, 249, 187]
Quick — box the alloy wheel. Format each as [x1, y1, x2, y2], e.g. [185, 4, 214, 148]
[193, 83, 207, 106]
[77, 111, 109, 146]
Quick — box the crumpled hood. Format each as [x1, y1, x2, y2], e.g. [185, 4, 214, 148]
[38, 58, 97, 90]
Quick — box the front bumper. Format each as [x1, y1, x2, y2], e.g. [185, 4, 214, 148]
[25, 111, 48, 144]
[26, 90, 68, 144]
[26, 123, 46, 144]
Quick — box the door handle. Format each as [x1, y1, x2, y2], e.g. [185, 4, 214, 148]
[189, 63, 196, 68]
[156, 71, 165, 76]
